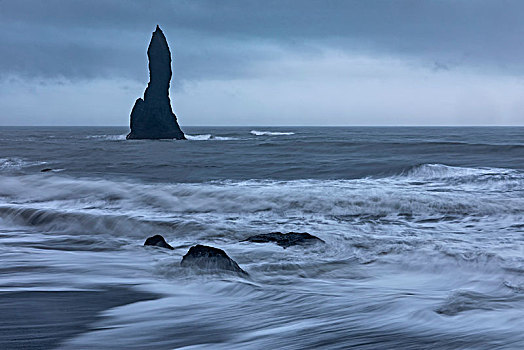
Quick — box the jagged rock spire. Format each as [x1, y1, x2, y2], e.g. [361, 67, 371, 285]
[127, 25, 185, 140]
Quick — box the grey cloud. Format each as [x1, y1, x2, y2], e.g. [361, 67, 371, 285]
[1, 0, 524, 82]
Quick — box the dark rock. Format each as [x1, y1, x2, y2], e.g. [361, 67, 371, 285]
[144, 234, 174, 250]
[181, 244, 247, 275]
[127, 25, 185, 140]
[40, 168, 53, 172]
[245, 232, 324, 248]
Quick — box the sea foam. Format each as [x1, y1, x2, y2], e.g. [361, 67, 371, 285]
[250, 130, 295, 136]
[185, 134, 237, 141]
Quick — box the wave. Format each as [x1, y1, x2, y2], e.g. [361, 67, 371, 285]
[250, 130, 295, 136]
[86, 134, 237, 141]
[403, 163, 516, 179]
[0, 165, 521, 285]
[185, 134, 237, 141]
[86, 134, 127, 141]
[0, 164, 521, 233]
[378, 141, 524, 148]
[396, 164, 522, 190]
[0, 158, 47, 171]
[0, 205, 183, 239]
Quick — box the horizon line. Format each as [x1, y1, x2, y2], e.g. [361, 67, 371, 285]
[0, 125, 523, 128]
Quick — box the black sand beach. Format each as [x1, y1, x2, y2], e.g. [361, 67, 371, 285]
[0, 287, 157, 349]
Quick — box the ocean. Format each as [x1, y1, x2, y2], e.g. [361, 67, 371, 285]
[0, 126, 523, 349]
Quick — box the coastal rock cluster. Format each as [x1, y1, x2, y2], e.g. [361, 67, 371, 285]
[143, 232, 324, 275]
[127, 26, 185, 140]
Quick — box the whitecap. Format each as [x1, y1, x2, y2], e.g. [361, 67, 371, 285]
[1, 171, 521, 231]
[185, 134, 237, 141]
[403, 163, 512, 180]
[250, 130, 295, 136]
[213, 136, 237, 140]
[397, 164, 522, 191]
[86, 134, 127, 141]
[0, 158, 47, 171]
[185, 134, 212, 140]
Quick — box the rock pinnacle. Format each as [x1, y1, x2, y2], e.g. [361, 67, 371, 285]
[127, 26, 185, 140]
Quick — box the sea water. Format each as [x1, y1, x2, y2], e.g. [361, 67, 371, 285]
[0, 126, 523, 349]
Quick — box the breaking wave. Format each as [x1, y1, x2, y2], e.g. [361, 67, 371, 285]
[1, 161, 523, 348]
[87, 134, 238, 141]
[185, 134, 237, 141]
[402, 163, 519, 180]
[86, 134, 127, 141]
[0, 157, 47, 171]
[395, 163, 523, 192]
[250, 130, 295, 136]
[0, 164, 521, 238]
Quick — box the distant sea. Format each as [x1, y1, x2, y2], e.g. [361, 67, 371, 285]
[0, 126, 523, 349]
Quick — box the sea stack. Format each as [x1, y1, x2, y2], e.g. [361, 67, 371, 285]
[127, 25, 185, 140]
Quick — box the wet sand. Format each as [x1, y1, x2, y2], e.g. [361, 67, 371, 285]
[0, 287, 158, 350]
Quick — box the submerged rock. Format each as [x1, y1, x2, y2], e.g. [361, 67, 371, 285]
[127, 25, 185, 140]
[181, 244, 247, 275]
[245, 232, 324, 248]
[144, 234, 174, 250]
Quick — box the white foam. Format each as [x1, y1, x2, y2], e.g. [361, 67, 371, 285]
[401, 163, 518, 183]
[185, 134, 212, 140]
[0, 158, 47, 171]
[213, 136, 237, 140]
[250, 130, 295, 136]
[185, 134, 237, 141]
[87, 134, 127, 141]
[0, 165, 521, 230]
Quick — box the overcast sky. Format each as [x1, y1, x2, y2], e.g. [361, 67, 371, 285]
[1, 0, 524, 126]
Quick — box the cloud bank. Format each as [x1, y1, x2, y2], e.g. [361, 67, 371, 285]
[1, 0, 523, 125]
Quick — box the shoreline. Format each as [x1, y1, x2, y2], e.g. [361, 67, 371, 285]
[0, 286, 159, 350]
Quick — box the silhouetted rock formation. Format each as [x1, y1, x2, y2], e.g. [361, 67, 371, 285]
[127, 25, 185, 140]
[245, 232, 324, 248]
[144, 234, 174, 250]
[181, 244, 247, 275]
